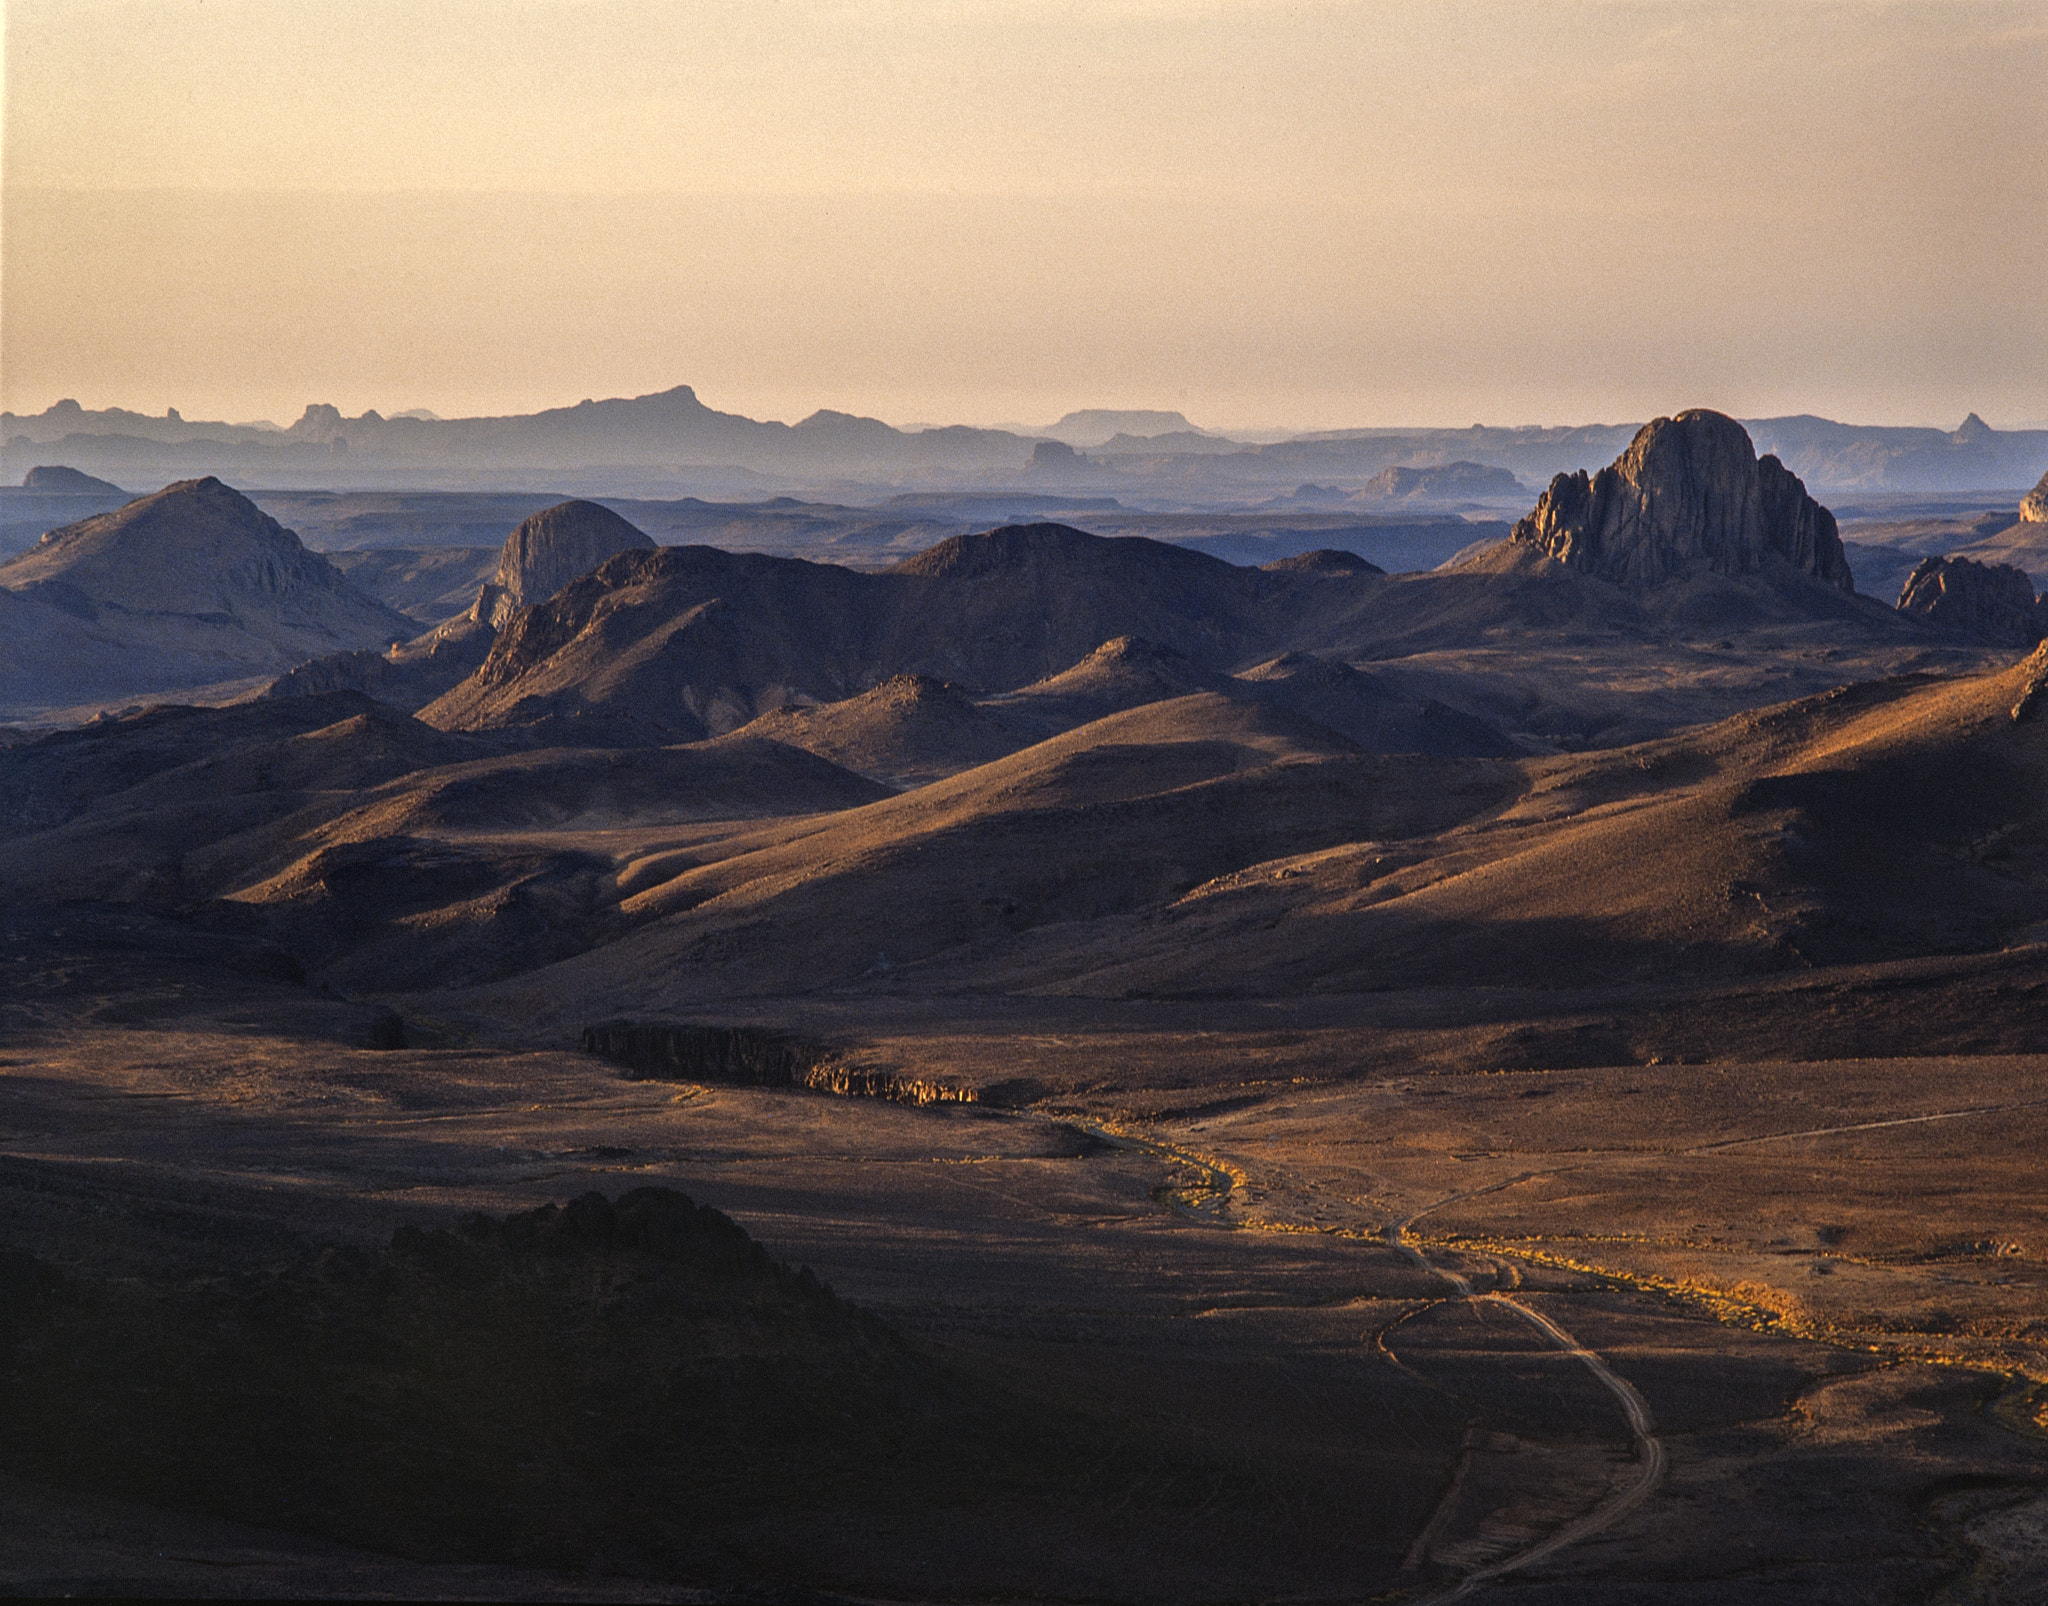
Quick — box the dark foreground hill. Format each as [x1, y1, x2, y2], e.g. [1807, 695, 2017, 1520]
[2, 1184, 1418, 1595]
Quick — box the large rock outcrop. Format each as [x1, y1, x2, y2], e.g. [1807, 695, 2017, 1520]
[2021, 470, 2048, 525]
[1510, 410, 1853, 591]
[1896, 555, 2045, 647]
[493, 500, 655, 613]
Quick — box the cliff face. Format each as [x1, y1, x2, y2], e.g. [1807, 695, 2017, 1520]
[2021, 470, 2048, 525]
[1896, 555, 2045, 648]
[1511, 410, 1854, 592]
[494, 500, 656, 609]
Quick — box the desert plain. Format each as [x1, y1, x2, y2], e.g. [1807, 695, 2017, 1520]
[2, 410, 2048, 1601]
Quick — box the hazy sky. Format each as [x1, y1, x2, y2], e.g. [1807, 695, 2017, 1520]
[4, 0, 2044, 430]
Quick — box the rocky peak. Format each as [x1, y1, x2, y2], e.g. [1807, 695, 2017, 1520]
[1953, 412, 1995, 445]
[2021, 470, 2048, 525]
[288, 403, 347, 439]
[494, 500, 657, 610]
[1509, 409, 1853, 592]
[0, 476, 410, 658]
[1897, 555, 2045, 648]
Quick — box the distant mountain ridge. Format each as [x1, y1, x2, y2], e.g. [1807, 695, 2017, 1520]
[4, 389, 2041, 496]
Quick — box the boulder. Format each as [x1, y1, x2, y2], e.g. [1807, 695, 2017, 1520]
[1896, 555, 2045, 647]
[1510, 409, 1853, 591]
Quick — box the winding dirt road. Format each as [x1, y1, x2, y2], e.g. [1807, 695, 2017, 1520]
[1077, 1093, 2048, 1598]
[1384, 1205, 1666, 1603]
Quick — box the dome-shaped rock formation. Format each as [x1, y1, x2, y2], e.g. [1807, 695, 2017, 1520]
[21, 465, 126, 495]
[1510, 409, 1852, 591]
[494, 500, 656, 611]
[2021, 469, 2048, 525]
[1896, 555, 2045, 647]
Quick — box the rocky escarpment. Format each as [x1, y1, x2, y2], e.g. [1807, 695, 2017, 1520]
[1897, 555, 2046, 647]
[493, 499, 655, 612]
[582, 1021, 976, 1104]
[2022, 469, 2048, 525]
[1511, 410, 1853, 591]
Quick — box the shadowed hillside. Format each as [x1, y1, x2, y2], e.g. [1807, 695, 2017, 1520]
[0, 479, 412, 715]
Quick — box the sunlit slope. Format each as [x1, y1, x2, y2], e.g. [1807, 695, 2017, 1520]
[970, 647, 2048, 995]
[733, 674, 1033, 788]
[0, 698, 894, 987]
[482, 693, 1520, 1014]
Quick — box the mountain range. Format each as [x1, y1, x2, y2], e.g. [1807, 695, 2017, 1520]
[8, 409, 2048, 1597]
[6, 387, 2042, 497]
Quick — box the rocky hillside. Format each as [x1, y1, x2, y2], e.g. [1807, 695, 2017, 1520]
[421, 525, 1372, 741]
[0, 478, 413, 715]
[1510, 410, 1853, 591]
[264, 500, 661, 713]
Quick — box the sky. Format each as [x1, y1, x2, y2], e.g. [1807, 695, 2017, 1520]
[3, 0, 2045, 432]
